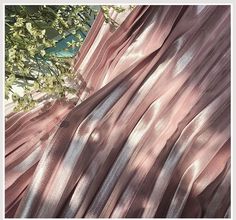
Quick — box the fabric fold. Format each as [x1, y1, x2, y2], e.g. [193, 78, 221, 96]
[5, 5, 230, 218]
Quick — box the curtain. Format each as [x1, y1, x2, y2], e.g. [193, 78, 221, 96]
[5, 5, 230, 218]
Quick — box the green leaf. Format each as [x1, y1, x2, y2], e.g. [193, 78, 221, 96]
[12, 93, 19, 101]
[40, 49, 46, 56]
[26, 22, 32, 32]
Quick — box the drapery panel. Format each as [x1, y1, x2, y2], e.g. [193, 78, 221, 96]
[5, 5, 230, 218]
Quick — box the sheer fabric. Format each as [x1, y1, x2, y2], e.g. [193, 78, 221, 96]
[5, 5, 230, 218]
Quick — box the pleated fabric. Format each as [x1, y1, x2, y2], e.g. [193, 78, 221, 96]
[5, 5, 230, 218]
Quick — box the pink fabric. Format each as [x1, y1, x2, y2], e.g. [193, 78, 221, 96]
[6, 5, 230, 218]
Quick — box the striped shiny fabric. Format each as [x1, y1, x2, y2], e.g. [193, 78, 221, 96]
[5, 5, 230, 218]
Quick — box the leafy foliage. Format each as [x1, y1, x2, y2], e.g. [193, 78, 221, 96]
[5, 5, 132, 111]
[101, 5, 135, 27]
